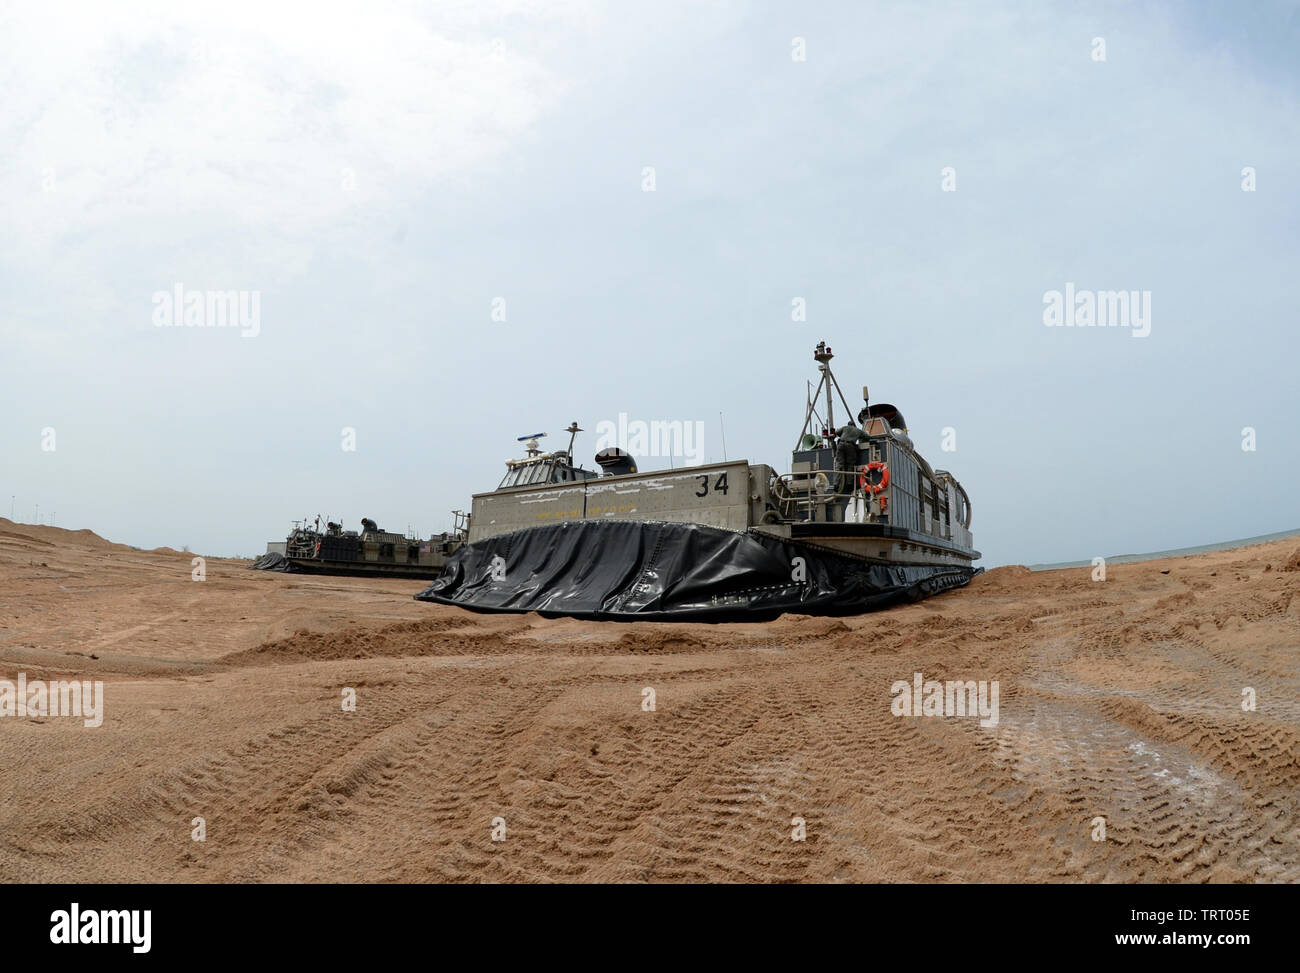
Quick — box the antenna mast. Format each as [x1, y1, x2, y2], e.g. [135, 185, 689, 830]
[799, 341, 857, 447]
[565, 422, 582, 460]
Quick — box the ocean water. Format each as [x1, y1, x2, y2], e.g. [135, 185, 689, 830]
[1025, 527, 1300, 572]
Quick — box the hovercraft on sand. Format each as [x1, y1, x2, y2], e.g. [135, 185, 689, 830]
[416, 342, 981, 620]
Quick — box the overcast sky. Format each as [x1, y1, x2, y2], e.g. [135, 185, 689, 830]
[3, 0, 1297, 566]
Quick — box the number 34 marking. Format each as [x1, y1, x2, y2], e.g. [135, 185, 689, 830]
[695, 472, 729, 498]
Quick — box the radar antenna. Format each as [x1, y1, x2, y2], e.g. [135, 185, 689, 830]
[517, 432, 547, 457]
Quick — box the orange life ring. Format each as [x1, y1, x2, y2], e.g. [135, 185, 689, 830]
[858, 461, 890, 495]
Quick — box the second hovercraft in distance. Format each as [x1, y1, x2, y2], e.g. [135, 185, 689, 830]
[253, 515, 466, 580]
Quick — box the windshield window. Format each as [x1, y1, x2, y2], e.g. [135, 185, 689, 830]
[500, 460, 577, 489]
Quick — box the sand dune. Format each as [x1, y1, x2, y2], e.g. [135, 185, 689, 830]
[1, 517, 1296, 882]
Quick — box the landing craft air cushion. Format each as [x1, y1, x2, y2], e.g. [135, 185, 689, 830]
[253, 515, 466, 580]
[416, 342, 981, 620]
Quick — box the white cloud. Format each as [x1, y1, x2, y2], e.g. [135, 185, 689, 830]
[0, 0, 582, 275]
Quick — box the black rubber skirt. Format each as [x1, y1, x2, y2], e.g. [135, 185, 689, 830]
[414, 520, 980, 622]
[250, 552, 293, 571]
[250, 551, 440, 580]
